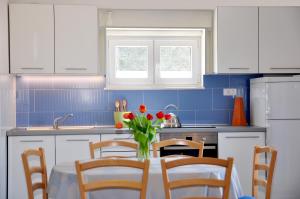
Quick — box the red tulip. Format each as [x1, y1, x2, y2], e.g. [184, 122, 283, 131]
[156, 111, 164, 119]
[165, 114, 172, 120]
[147, 113, 153, 120]
[123, 113, 129, 119]
[128, 112, 135, 120]
[139, 104, 147, 113]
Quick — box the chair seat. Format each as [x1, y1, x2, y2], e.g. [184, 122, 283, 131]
[239, 196, 255, 199]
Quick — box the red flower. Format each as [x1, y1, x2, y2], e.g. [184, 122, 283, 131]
[139, 104, 147, 113]
[123, 113, 129, 119]
[127, 112, 135, 120]
[146, 113, 153, 120]
[156, 111, 164, 119]
[165, 114, 172, 120]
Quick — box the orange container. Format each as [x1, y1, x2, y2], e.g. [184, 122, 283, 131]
[232, 96, 247, 126]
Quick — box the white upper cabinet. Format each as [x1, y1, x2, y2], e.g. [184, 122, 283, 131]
[215, 7, 258, 73]
[9, 4, 54, 74]
[259, 7, 300, 73]
[55, 5, 98, 74]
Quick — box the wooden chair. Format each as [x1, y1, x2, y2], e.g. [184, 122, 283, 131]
[75, 158, 150, 199]
[239, 146, 277, 199]
[89, 140, 138, 159]
[161, 157, 234, 199]
[21, 147, 48, 199]
[152, 138, 204, 158]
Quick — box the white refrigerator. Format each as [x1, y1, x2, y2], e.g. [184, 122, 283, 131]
[251, 76, 300, 199]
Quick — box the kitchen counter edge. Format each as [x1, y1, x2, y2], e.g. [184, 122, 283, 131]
[7, 126, 266, 136]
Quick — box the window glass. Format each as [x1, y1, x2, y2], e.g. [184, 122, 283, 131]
[159, 46, 192, 78]
[115, 46, 149, 78]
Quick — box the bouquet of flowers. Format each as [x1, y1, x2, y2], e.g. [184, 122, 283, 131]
[123, 104, 171, 160]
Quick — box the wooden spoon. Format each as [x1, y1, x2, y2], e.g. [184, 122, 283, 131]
[122, 99, 127, 112]
[115, 100, 120, 112]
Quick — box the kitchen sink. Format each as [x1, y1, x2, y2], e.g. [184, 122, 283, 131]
[26, 126, 96, 131]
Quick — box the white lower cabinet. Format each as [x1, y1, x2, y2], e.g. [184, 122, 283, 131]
[55, 135, 100, 164]
[8, 136, 55, 199]
[218, 132, 265, 195]
[101, 133, 160, 158]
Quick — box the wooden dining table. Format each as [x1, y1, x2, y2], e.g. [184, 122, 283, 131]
[47, 157, 243, 199]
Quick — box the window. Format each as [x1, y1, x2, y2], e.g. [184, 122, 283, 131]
[106, 28, 205, 89]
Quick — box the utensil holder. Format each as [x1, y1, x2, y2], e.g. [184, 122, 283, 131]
[114, 112, 130, 127]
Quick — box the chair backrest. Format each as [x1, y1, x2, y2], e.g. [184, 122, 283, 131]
[252, 146, 277, 199]
[21, 147, 48, 199]
[152, 138, 204, 158]
[161, 157, 234, 199]
[75, 158, 150, 199]
[89, 140, 138, 159]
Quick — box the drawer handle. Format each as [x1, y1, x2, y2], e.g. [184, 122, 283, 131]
[66, 139, 90, 142]
[225, 136, 260, 139]
[113, 137, 133, 141]
[204, 146, 217, 150]
[20, 140, 44, 143]
[270, 67, 300, 70]
[65, 68, 87, 71]
[228, 67, 250, 70]
[21, 67, 44, 70]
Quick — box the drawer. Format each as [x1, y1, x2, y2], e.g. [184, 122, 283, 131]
[101, 151, 137, 158]
[101, 133, 135, 152]
[101, 133, 160, 152]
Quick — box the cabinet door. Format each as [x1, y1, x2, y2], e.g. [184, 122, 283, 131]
[9, 4, 54, 74]
[218, 132, 265, 195]
[55, 5, 98, 74]
[101, 133, 159, 153]
[56, 135, 100, 164]
[8, 136, 55, 199]
[101, 134, 136, 152]
[216, 7, 258, 73]
[259, 7, 300, 73]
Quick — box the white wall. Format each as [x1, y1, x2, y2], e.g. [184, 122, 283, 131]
[8, 0, 300, 9]
[0, 0, 16, 198]
[0, 75, 15, 199]
[0, 0, 9, 74]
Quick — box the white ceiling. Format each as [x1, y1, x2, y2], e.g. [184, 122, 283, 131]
[8, 0, 300, 10]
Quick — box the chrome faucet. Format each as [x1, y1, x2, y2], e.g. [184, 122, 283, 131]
[53, 113, 74, 129]
[164, 104, 179, 111]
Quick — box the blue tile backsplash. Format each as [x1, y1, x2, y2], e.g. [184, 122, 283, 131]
[16, 75, 259, 127]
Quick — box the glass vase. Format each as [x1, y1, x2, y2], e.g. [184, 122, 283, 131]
[137, 142, 150, 160]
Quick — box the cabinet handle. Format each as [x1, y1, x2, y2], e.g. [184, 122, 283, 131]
[164, 145, 217, 150]
[21, 67, 44, 70]
[65, 139, 90, 142]
[64, 68, 87, 71]
[204, 145, 217, 150]
[225, 136, 260, 139]
[113, 137, 133, 141]
[270, 67, 300, 70]
[228, 67, 250, 70]
[20, 140, 44, 143]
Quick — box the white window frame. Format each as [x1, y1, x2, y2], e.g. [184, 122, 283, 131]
[106, 28, 205, 90]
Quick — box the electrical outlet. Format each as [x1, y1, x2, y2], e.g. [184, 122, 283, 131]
[223, 88, 237, 96]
